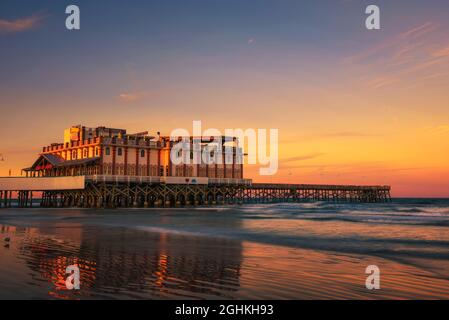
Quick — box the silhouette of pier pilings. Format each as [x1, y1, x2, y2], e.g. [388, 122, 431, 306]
[0, 181, 391, 209]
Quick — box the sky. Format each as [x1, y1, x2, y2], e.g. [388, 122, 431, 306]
[0, 0, 449, 197]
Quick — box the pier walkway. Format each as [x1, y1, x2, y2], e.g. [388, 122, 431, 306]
[0, 175, 391, 208]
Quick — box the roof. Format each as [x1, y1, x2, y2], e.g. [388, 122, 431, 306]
[56, 157, 100, 167]
[26, 154, 64, 170]
[24, 155, 100, 171]
[42, 154, 65, 166]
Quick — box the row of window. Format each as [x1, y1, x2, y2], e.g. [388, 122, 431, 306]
[68, 147, 239, 161]
[69, 147, 146, 160]
[105, 147, 147, 158]
[70, 148, 100, 160]
[102, 164, 168, 176]
[103, 148, 237, 159]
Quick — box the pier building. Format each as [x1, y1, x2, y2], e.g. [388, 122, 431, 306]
[22, 125, 244, 180]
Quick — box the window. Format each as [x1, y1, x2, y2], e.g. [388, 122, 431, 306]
[72, 150, 77, 159]
[105, 147, 110, 156]
[95, 148, 99, 156]
[84, 149, 88, 157]
[140, 150, 145, 158]
[117, 148, 122, 156]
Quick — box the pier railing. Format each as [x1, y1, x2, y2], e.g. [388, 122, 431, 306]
[85, 175, 162, 184]
[84, 175, 252, 186]
[244, 184, 391, 203]
[250, 183, 391, 190]
[209, 178, 252, 185]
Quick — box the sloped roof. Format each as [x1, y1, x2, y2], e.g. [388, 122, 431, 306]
[55, 157, 100, 167]
[42, 154, 65, 166]
[26, 154, 64, 170]
[24, 155, 100, 171]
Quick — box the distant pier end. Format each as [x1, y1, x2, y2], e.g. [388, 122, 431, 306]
[0, 125, 391, 208]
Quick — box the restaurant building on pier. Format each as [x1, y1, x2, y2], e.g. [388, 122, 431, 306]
[23, 125, 244, 181]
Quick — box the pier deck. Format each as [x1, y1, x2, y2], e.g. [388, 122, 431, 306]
[0, 175, 391, 208]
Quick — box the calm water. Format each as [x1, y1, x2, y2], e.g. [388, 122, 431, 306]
[1, 199, 449, 299]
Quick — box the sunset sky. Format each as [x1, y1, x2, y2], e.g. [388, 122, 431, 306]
[1, 0, 449, 197]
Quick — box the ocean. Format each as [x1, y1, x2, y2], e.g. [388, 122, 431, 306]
[1, 199, 449, 299]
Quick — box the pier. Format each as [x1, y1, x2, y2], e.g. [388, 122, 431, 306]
[0, 175, 391, 208]
[0, 125, 391, 208]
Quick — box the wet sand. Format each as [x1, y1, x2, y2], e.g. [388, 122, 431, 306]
[1, 201, 449, 299]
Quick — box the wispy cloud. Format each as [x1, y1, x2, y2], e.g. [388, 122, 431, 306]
[0, 13, 46, 34]
[282, 131, 378, 143]
[432, 44, 449, 58]
[365, 76, 399, 89]
[280, 161, 384, 171]
[425, 125, 449, 135]
[280, 161, 430, 176]
[118, 91, 147, 103]
[421, 72, 449, 80]
[344, 21, 449, 89]
[282, 152, 325, 163]
[319, 131, 377, 138]
[398, 22, 437, 39]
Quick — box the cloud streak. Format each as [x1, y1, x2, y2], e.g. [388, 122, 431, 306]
[118, 91, 147, 103]
[399, 22, 437, 39]
[282, 153, 325, 163]
[319, 131, 377, 138]
[0, 13, 46, 34]
[425, 125, 449, 135]
[432, 44, 449, 58]
[344, 21, 449, 89]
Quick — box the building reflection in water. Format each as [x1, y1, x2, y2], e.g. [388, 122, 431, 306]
[1, 223, 243, 299]
[4, 219, 449, 299]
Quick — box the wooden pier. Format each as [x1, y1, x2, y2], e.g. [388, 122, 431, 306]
[0, 176, 391, 208]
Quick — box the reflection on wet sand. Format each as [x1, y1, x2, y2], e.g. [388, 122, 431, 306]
[1, 224, 243, 299]
[239, 241, 449, 299]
